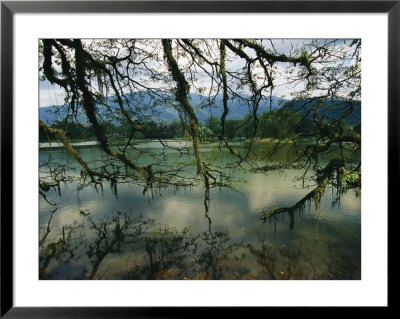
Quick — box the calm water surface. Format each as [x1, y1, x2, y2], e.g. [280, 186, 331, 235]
[39, 141, 361, 280]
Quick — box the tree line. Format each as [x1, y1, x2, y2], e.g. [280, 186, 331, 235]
[41, 107, 359, 143]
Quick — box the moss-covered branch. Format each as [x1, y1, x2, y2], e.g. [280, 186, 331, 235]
[162, 39, 206, 183]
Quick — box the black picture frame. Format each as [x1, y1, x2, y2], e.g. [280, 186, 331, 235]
[1, 0, 395, 317]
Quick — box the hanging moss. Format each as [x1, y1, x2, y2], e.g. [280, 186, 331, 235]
[162, 39, 206, 182]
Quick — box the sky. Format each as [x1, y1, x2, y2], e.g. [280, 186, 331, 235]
[40, 80, 67, 107]
[39, 38, 357, 107]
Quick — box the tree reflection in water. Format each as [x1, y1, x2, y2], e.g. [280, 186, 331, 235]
[39, 206, 240, 280]
[39, 198, 359, 280]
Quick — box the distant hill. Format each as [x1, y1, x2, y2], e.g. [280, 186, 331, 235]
[284, 98, 361, 126]
[39, 92, 285, 125]
[39, 91, 360, 126]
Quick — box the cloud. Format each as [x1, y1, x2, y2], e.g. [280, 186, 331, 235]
[39, 80, 66, 107]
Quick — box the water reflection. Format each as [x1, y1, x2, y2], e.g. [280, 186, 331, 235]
[40, 201, 360, 280]
[39, 144, 361, 280]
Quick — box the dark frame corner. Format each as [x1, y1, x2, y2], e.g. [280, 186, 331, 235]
[1, 1, 396, 317]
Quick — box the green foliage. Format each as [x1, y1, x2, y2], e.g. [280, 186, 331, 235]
[339, 167, 361, 189]
[42, 118, 186, 142]
[258, 109, 307, 139]
[40, 120, 96, 142]
[198, 125, 213, 142]
[204, 116, 221, 138]
[353, 122, 361, 134]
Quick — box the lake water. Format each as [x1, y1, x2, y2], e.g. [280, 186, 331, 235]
[39, 141, 361, 280]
